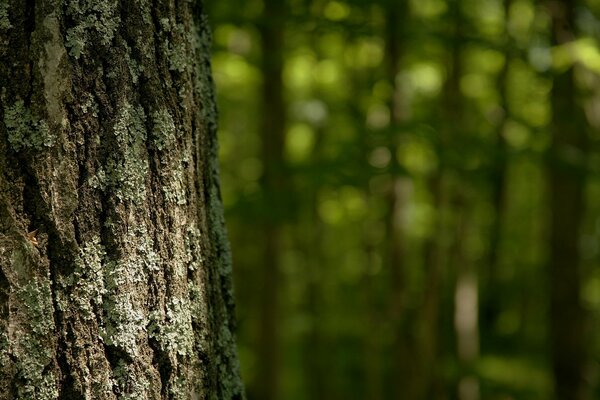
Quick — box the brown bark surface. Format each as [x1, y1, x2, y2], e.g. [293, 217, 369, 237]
[0, 1, 244, 399]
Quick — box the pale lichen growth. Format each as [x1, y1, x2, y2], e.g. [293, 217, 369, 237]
[149, 296, 194, 359]
[58, 236, 106, 320]
[162, 161, 188, 205]
[170, 376, 190, 400]
[0, 1, 11, 30]
[3, 100, 55, 151]
[13, 278, 59, 400]
[106, 102, 149, 203]
[101, 225, 158, 356]
[185, 224, 203, 272]
[101, 280, 146, 358]
[112, 359, 151, 400]
[0, 330, 9, 376]
[162, 22, 189, 73]
[64, 0, 120, 58]
[151, 109, 176, 151]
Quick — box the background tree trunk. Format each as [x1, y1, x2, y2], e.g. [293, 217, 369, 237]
[0, 1, 244, 399]
[548, 0, 588, 398]
[253, 1, 286, 399]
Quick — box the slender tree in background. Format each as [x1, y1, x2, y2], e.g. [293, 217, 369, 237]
[482, 0, 512, 339]
[441, 1, 480, 398]
[548, 0, 588, 398]
[381, 1, 420, 398]
[254, 1, 286, 399]
[0, 1, 244, 398]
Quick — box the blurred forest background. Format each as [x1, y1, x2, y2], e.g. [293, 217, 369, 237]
[206, 0, 600, 399]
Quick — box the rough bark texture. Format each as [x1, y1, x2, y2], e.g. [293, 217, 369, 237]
[0, 1, 244, 399]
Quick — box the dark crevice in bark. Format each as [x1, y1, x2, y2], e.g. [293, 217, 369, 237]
[23, 0, 35, 105]
[56, 323, 81, 399]
[149, 336, 173, 398]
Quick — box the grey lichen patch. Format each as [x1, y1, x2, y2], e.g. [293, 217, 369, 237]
[106, 102, 149, 203]
[170, 376, 190, 400]
[101, 279, 146, 358]
[162, 23, 189, 73]
[128, 225, 160, 273]
[151, 109, 176, 151]
[185, 224, 203, 272]
[113, 102, 146, 145]
[3, 100, 55, 151]
[0, 330, 9, 378]
[13, 278, 59, 400]
[111, 359, 151, 400]
[57, 236, 106, 320]
[148, 296, 194, 359]
[162, 161, 187, 205]
[0, 1, 11, 30]
[101, 226, 158, 357]
[106, 153, 148, 203]
[64, 0, 120, 58]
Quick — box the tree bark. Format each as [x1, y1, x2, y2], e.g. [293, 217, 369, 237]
[0, 1, 244, 399]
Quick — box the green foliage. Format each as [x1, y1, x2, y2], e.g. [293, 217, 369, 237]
[208, 0, 600, 398]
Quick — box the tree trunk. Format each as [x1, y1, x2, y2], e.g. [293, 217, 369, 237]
[0, 1, 244, 399]
[548, 1, 588, 398]
[482, 0, 511, 338]
[253, 1, 286, 400]
[381, 3, 420, 398]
